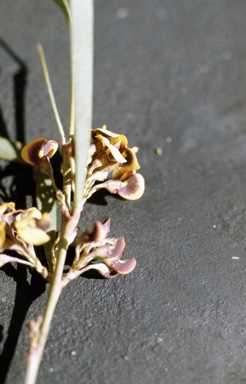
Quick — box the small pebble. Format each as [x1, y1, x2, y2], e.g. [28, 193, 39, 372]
[200, 64, 209, 74]
[116, 8, 129, 19]
[222, 50, 232, 60]
[155, 147, 162, 156]
[166, 136, 172, 143]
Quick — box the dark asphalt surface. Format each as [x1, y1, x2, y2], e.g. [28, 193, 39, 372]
[1, 1, 246, 383]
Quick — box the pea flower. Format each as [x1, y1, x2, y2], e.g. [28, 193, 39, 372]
[21, 137, 58, 177]
[83, 126, 145, 203]
[62, 219, 136, 285]
[21, 137, 58, 166]
[14, 208, 51, 246]
[0, 202, 50, 277]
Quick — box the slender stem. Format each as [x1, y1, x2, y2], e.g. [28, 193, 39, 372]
[24, 124, 79, 384]
[24, 248, 64, 383]
[24, 214, 76, 384]
[24, 2, 94, 383]
[36, 44, 66, 144]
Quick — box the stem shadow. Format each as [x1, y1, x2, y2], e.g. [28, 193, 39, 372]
[0, 39, 47, 382]
[0, 265, 46, 384]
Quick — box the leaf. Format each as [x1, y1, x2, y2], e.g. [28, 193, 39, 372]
[0, 137, 24, 163]
[70, 0, 94, 214]
[53, 0, 72, 24]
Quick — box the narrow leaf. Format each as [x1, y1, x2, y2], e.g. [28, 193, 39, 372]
[0, 137, 24, 163]
[53, 0, 72, 24]
[70, 0, 94, 214]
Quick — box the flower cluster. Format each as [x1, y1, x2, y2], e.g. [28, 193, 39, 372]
[83, 126, 145, 203]
[7, 127, 144, 281]
[62, 219, 136, 285]
[20, 128, 145, 207]
[0, 202, 51, 278]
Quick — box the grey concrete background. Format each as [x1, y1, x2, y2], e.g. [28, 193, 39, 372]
[1, 1, 246, 383]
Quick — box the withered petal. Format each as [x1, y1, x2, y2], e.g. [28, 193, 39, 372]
[118, 173, 145, 200]
[122, 147, 140, 170]
[40, 140, 58, 158]
[112, 257, 136, 274]
[0, 202, 15, 215]
[96, 134, 127, 163]
[21, 138, 47, 166]
[108, 236, 125, 259]
[83, 262, 112, 277]
[0, 221, 6, 248]
[102, 218, 111, 234]
[77, 219, 110, 245]
[90, 220, 108, 242]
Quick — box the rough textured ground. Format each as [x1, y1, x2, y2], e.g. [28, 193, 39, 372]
[1, 1, 246, 383]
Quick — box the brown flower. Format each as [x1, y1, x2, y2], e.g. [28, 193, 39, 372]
[83, 126, 145, 202]
[21, 137, 58, 167]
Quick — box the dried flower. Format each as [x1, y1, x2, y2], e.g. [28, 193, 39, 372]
[62, 219, 136, 284]
[21, 138, 58, 167]
[21, 137, 59, 180]
[83, 126, 145, 203]
[14, 208, 51, 246]
[0, 203, 50, 277]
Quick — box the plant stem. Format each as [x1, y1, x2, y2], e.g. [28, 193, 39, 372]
[36, 44, 66, 144]
[24, 2, 94, 382]
[24, 214, 77, 384]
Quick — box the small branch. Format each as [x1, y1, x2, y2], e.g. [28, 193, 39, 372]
[36, 44, 66, 144]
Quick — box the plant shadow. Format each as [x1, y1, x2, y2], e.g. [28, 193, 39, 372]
[0, 38, 47, 383]
[0, 264, 46, 384]
[0, 37, 112, 382]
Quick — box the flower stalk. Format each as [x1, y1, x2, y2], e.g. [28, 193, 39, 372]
[24, 1, 94, 382]
[24, 213, 76, 384]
